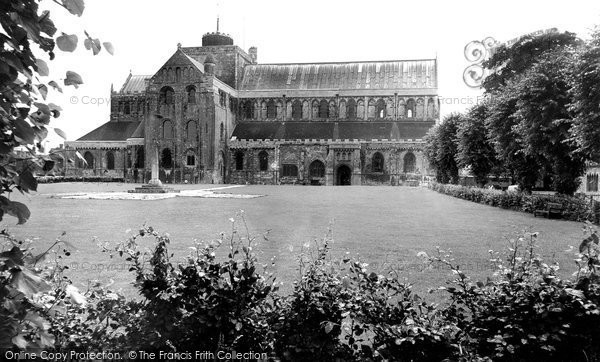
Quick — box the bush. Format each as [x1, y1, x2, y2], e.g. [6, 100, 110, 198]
[4, 216, 600, 361]
[429, 182, 598, 223]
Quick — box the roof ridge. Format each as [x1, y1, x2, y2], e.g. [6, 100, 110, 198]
[246, 59, 437, 66]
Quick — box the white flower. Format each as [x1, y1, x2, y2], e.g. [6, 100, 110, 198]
[65, 285, 87, 307]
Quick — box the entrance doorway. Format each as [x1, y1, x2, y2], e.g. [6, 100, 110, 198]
[336, 165, 352, 185]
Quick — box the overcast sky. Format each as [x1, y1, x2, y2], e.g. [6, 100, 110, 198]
[37, 0, 600, 146]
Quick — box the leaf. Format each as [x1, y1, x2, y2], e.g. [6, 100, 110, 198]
[35, 59, 49, 76]
[37, 84, 48, 100]
[64, 71, 83, 88]
[84, 37, 101, 55]
[18, 170, 38, 192]
[12, 269, 51, 297]
[56, 33, 78, 52]
[48, 80, 62, 93]
[2, 201, 31, 224]
[62, 0, 85, 16]
[39, 331, 55, 347]
[13, 119, 35, 145]
[103, 42, 114, 55]
[54, 128, 67, 139]
[24, 312, 50, 330]
[324, 322, 334, 334]
[12, 334, 28, 349]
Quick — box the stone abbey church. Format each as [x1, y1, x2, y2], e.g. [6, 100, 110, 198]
[63, 31, 440, 185]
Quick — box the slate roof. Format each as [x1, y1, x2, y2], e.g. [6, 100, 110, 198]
[76, 121, 142, 141]
[129, 121, 145, 139]
[239, 60, 437, 91]
[231, 121, 434, 141]
[119, 74, 151, 94]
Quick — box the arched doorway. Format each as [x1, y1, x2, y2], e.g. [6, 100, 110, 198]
[336, 165, 352, 186]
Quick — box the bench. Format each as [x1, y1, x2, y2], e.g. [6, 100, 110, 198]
[534, 202, 564, 219]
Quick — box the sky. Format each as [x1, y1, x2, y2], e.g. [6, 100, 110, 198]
[35, 0, 600, 146]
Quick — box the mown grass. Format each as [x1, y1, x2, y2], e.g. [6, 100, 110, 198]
[3, 183, 583, 299]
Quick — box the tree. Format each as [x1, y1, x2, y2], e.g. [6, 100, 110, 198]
[482, 31, 580, 92]
[570, 26, 600, 160]
[1, 0, 112, 351]
[511, 50, 585, 195]
[0, 0, 112, 224]
[455, 100, 500, 187]
[424, 114, 461, 184]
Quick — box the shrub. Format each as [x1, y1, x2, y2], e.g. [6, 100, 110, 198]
[429, 182, 597, 223]
[4, 215, 600, 361]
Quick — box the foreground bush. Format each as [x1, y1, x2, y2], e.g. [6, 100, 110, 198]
[429, 181, 598, 223]
[2, 215, 600, 361]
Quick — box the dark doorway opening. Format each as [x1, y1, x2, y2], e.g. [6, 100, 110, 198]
[336, 165, 352, 186]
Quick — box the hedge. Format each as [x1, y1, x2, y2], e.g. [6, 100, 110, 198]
[429, 182, 599, 223]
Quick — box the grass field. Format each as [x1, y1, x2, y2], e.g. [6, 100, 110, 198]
[2, 183, 584, 299]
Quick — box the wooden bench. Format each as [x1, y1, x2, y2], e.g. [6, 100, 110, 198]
[534, 202, 564, 219]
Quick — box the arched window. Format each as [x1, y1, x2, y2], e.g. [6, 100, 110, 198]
[311, 100, 319, 119]
[220, 123, 224, 140]
[292, 100, 302, 119]
[106, 151, 115, 170]
[357, 100, 365, 118]
[186, 120, 197, 142]
[175, 67, 181, 82]
[161, 148, 173, 168]
[235, 151, 244, 171]
[258, 150, 269, 171]
[397, 99, 406, 118]
[159, 86, 174, 105]
[406, 99, 416, 118]
[367, 99, 376, 118]
[162, 120, 174, 139]
[243, 101, 254, 119]
[372, 152, 384, 173]
[416, 98, 425, 118]
[83, 151, 94, 169]
[186, 85, 196, 104]
[124, 102, 130, 115]
[347, 99, 356, 119]
[427, 98, 435, 118]
[135, 147, 144, 168]
[318, 99, 329, 118]
[309, 160, 325, 178]
[185, 150, 196, 166]
[403, 152, 416, 173]
[338, 100, 346, 118]
[376, 99, 386, 119]
[266, 100, 277, 119]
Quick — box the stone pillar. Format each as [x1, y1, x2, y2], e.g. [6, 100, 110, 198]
[149, 141, 162, 186]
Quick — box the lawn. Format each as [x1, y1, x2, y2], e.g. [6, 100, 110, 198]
[3, 183, 584, 299]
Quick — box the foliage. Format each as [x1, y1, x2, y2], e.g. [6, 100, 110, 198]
[424, 113, 462, 184]
[482, 30, 580, 92]
[0, 0, 112, 224]
[570, 26, 600, 160]
[428, 227, 600, 361]
[429, 181, 598, 222]
[101, 216, 279, 354]
[4, 215, 600, 360]
[510, 50, 585, 194]
[456, 100, 500, 187]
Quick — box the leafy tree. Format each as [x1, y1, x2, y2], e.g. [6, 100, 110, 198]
[424, 114, 461, 184]
[0, 0, 112, 224]
[482, 30, 580, 92]
[511, 50, 585, 195]
[1, 0, 111, 351]
[570, 26, 600, 160]
[456, 100, 500, 187]
[485, 85, 540, 192]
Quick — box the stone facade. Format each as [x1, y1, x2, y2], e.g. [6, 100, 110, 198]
[63, 31, 439, 185]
